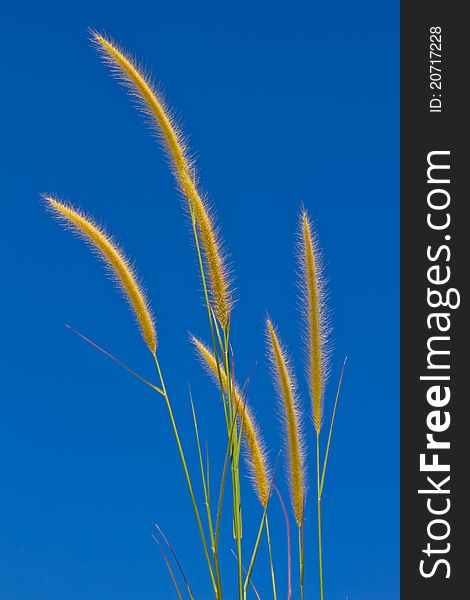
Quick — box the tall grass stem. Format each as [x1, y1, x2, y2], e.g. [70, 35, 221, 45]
[265, 515, 277, 600]
[153, 354, 218, 597]
[316, 432, 324, 600]
[274, 485, 292, 600]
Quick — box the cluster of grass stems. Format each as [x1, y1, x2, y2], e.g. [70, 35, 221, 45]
[44, 31, 347, 600]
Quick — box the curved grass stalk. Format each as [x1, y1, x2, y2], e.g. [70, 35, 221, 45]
[313, 359, 347, 600]
[188, 193, 243, 600]
[223, 328, 243, 600]
[90, 34, 245, 595]
[243, 454, 280, 599]
[265, 515, 277, 600]
[153, 354, 219, 598]
[44, 195, 218, 594]
[189, 199, 242, 599]
[191, 199, 242, 598]
[298, 521, 305, 600]
[189, 390, 223, 596]
[274, 485, 292, 600]
[316, 433, 324, 600]
[69, 305, 221, 596]
[206, 442, 211, 505]
[215, 399, 241, 549]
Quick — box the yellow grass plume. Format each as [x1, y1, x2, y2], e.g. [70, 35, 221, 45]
[191, 335, 270, 507]
[91, 31, 231, 327]
[266, 318, 305, 525]
[43, 195, 157, 354]
[299, 210, 329, 434]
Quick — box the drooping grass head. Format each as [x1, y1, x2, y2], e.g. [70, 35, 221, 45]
[44, 195, 157, 354]
[91, 31, 232, 328]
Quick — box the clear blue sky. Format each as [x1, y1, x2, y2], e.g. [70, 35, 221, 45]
[0, 1, 399, 599]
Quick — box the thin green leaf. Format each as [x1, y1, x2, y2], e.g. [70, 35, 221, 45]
[206, 441, 211, 505]
[243, 453, 281, 594]
[189, 389, 223, 594]
[153, 355, 218, 597]
[215, 380, 243, 547]
[66, 324, 163, 394]
[320, 356, 348, 496]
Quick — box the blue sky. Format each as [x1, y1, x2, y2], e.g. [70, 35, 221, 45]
[0, 1, 399, 599]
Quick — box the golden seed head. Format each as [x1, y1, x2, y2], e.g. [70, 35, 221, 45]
[299, 210, 328, 434]
[191, 335, 270, 507]
[91, 31, 231, 326]
[44, 195, 157, 354]
[266, 318, 305, 524]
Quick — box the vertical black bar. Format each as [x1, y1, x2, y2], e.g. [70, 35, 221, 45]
[401, 2, 468, 598]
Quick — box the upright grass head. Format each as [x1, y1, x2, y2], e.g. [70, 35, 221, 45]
[43, 195, 157, 354]
[91, 31, 232, 327]
[191, 335, 271, 507]
[298, 210, 329, 434]
[266, 318, 305, 525]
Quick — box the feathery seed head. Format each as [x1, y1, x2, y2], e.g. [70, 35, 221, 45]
[91, 31, 232, 326]
[298, 210, 329, 434]
[43, 195, 157, 354]
[266, 318, 305, 524]
[191, 335, 270, 507]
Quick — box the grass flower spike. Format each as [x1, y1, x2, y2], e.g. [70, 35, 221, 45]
[91, 31, 231, 327]
[298, 210, 331, 600]
[266, 318, 305, 525]
[299, 210, 328, 433]
[191, 335, 271, 507]
[44, 195, 157, 354]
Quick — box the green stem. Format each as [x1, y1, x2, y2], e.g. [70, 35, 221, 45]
[190, 205, 229, 429]
[316, 432, 324, 600]
[223, 328, 243, 600]
[153, 353, 218, 598]
[243, 453, 280, 598]
[298, 523, 304, 600]
[190, 394, 223, 597]
[266, 515, 277, 600]
[243, 503, 268, 599]
[189, 203, 242, 599]
[214, 421, 233, 548]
